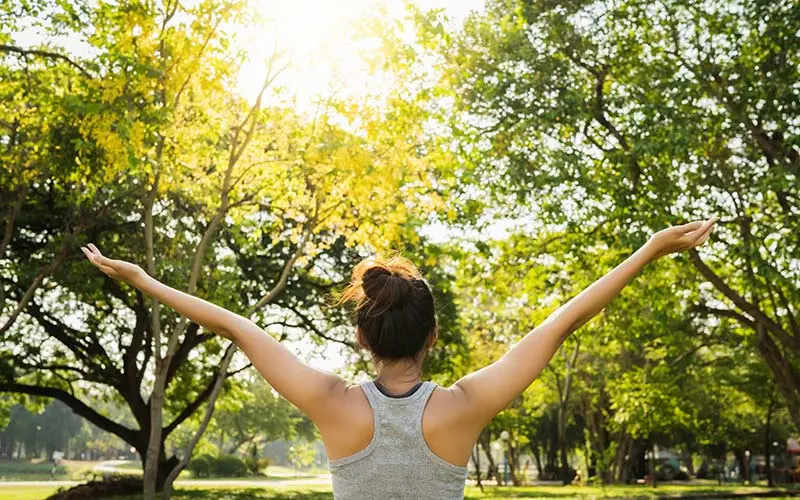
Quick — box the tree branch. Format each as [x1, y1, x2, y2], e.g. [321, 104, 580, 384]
[0, 44, 92, 78]
[0, 230, 73, 336]
[0, 382, 137, 443]
[284, 303, 355, 349]
[688, 249, 800, 355]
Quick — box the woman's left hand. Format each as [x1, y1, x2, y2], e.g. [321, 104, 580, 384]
[644, 217, 718, 261]
[81, 243, 144, 284]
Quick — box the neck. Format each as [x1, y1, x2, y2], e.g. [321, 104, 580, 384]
[374, 357, 423, 393]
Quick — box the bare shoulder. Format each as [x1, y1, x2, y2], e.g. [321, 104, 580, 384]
[422, 384, 482, 467]
[314, 381, 374, 461]
[426, 383, 477, 426]
[330, 380, 371, 421]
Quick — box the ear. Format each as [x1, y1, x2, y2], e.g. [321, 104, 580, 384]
[355, 327, 368, 350]
[426, 325, 439, 349]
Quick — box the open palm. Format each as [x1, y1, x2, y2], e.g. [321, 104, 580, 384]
[81, 244, 143, 283]
[647, 217, 718, 260]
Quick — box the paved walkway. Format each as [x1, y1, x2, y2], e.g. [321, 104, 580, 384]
[0, 460, 333, 488]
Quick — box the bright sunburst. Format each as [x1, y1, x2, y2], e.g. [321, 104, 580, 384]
[236, 0, 483, 112]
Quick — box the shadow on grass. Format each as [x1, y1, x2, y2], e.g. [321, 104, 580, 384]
[466, 489, 601, 498]
[169, 490, 333, 500]
[463, 485, 800, 499]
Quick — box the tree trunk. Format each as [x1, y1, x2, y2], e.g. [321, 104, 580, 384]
[546, 424, 559, 478]
[734, 449, 746, 483]
[139, 439, 179, 492]
[143, 360, 167, 500]
[478, 430, 497, 484]
[530, 442, 543, 480]
[559, 418, 570, 485]
[766, 388, 776, 487]
[507, 440, 521, 486]
[650, 441, 657, 488]
[612, 431, 631, 483]
[558, 341, 580, 485]
[163, 344, 236, 499]
[471, 444, 483, 490]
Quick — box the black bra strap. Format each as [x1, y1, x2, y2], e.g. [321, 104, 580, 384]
[373, 380, 424, 398]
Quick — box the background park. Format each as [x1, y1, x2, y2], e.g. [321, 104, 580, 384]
[0, 0, 798, 498]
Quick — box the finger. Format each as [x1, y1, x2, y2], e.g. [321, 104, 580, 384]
[694, 231, 711, 247]
[685, 217, 718, 239]
[87, 243, 114, 266]
[693, 222, 716, 246]
[82, 247, 101, 266]
[673, 220, 703, 234]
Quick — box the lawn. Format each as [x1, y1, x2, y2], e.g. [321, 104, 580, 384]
[0, 485, 65, 500]
[0, 459, 107, 481]
[0, 483, 798, 500]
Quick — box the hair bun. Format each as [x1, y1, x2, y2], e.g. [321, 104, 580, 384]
[338, 255, 437, 361]
[362, 266, 413, 312]
[338, 256, 424, 314]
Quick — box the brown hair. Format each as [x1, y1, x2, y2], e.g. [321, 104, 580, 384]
[339, 256, 437, 361]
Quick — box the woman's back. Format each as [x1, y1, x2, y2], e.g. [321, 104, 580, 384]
[329, 380, 468, 500]
[82, 218, 718, 500]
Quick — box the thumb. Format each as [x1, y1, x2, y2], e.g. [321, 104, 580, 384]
[86, 243, 116, 267]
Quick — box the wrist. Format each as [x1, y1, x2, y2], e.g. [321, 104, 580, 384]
[128, 267, 150, 289]
[638, 240, 661, 265]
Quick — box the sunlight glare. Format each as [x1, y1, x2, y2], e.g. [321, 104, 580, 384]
[238, 0, 391, 109]
[237, 0, 484, 112]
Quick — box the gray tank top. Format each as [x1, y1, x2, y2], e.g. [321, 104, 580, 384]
[328, 380, 469, 499]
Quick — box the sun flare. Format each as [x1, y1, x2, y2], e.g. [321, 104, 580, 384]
[236, 0, 483, 112]
[237, 0, 392, 109]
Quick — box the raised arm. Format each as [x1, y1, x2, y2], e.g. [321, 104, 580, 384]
[81, 244, 344, 421]
[451, 217, 718, 427]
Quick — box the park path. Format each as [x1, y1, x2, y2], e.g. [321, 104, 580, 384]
[0, 460, 333, 488]
[93, 460, 131, 473]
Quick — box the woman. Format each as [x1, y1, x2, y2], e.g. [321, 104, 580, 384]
[81, 216, 717, 499]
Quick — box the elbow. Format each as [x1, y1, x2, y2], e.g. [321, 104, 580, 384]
[212, 315, 244, 341]
[217, 328, 236, 341]
[206, 324, 235, 341]
[218, 315, 257, 343]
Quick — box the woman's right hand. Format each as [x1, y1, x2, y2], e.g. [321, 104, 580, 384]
[644, 217, 718, 261]
[81, 243, 145, 285]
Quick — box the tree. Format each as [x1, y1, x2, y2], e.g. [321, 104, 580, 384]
[400, 0, 799, 429]
[210, 376, 314, 456]
[0, 1, 446, 497]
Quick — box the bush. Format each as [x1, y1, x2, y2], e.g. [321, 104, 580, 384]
[656, 462, 690, 481]
[188, 454, 212, 478]
[673, 468, 691, 481]
[244, 456, 271, 475]
[212, 455, 248, 477]
[45, 476, 142, 500]
[244, 456, 258, 475]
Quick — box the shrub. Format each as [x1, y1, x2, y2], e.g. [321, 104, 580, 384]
[188, 454, 212, 478]
[244, 457, 271, 475]
[244, 456, 259, 475]
[212, 455, 248, 477]
[45, 476, 142, 499]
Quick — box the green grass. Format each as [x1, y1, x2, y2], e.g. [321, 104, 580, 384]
[105, 483, 800, 499]
[0, 485, 62, 500]
[0, 482, 797, 500]
[0, 459, 107, 481]
[464, 484, 793, 498]
[112, 461, 142, 471]
[111, 485, 332, 499]
[0, 460, 66, 481]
